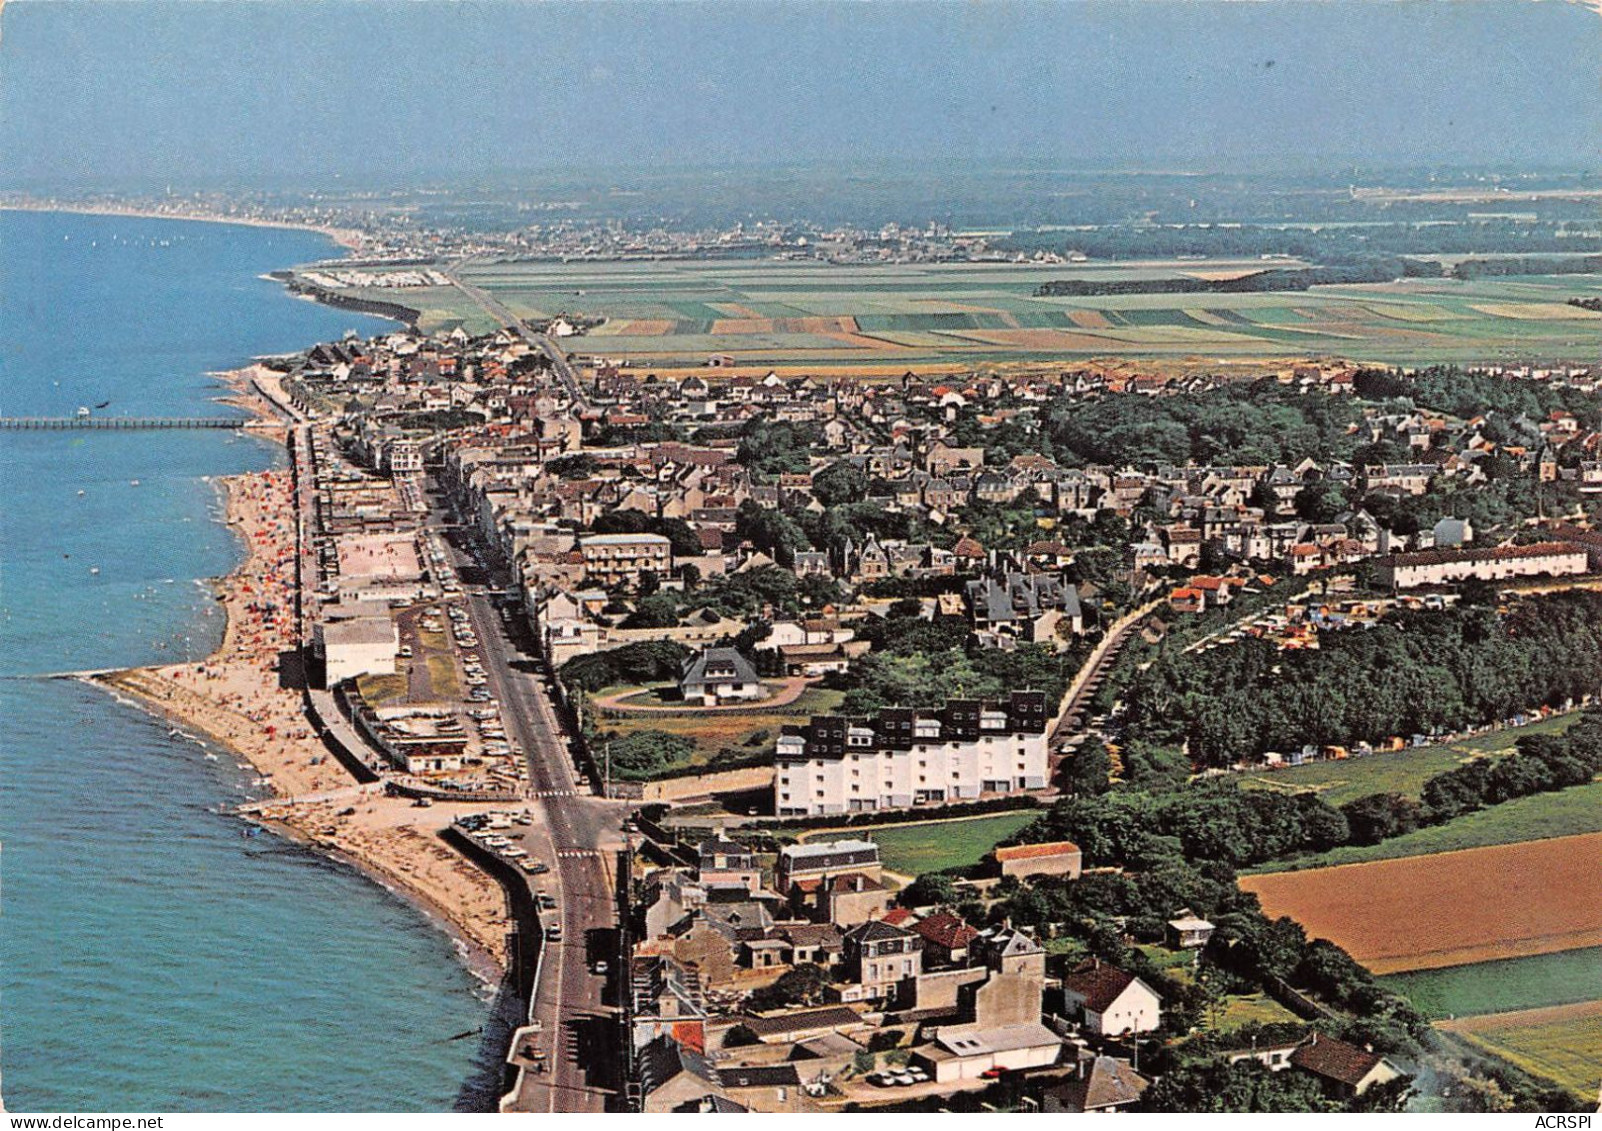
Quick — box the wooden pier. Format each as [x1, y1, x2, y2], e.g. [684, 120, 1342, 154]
[0, 416, 247, 430]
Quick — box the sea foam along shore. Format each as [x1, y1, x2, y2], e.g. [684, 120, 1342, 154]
[85, 367, 514, 987]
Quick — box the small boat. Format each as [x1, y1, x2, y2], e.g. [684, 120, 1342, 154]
[130, 480, 141, 487]
[77, 490, 86, 497]
[89, 567, 100, 575]
[242, 826, 262, 839]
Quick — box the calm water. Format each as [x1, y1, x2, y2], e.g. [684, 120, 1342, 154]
[0, 210, 497, 1111]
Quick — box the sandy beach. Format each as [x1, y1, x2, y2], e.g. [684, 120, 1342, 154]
[87, 389, 516, 981]
[0, 201, 368, 252]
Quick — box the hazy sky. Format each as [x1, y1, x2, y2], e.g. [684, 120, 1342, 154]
[1, 0, 1598, 188]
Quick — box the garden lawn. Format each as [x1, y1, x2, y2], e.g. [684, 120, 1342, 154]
[1212, 993, 1302, 1032]
[832, 811, 1039, 876]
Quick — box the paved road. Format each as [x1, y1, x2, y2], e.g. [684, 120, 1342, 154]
[440, 260, 591, 412]
[423, 484, 623, 1112]
[1049, 600, 1163, 754]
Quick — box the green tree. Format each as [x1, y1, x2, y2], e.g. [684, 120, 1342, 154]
[1141, 1060, 1339, 1113]
[1065, 741, 1113, 796]
[812, 460, 870, 507]
[900, 872, 960, 907]
[747, 963, 830, 1011]
[621, 592, 680, 629]
[1295, 481, 1349, 524]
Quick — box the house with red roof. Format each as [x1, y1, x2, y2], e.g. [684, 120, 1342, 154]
[912, 911, 980, 968]
[1228, 1030, 1403, 1099]
[990, 840, 1083, 880]
[1062, 958, 1162, 1037]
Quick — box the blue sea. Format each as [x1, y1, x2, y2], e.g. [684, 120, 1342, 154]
[0, 210, 499, 1111]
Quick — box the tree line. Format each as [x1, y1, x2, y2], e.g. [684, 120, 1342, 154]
[1119, 593, 1602, 768]
[1342, 710, 1602, 843]
[1035, 257, 1440, 297]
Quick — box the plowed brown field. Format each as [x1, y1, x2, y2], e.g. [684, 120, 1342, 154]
[1241, 833, 1602, 974]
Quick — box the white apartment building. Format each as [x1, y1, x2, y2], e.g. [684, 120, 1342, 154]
[1375, 541, 1587, 589]
[775, 691, 1050, 817]
[578, 532, 673, 589]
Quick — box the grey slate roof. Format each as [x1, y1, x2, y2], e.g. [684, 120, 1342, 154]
[681, 646, 760, 688]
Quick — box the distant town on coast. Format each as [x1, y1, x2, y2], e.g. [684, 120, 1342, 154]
[2, 0, 1600, 1118]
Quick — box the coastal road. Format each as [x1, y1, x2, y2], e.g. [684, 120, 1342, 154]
[423, 486, 624, 1112]
[439, 260, 591, 412]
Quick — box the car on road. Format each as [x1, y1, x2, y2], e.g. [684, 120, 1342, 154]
[591, 960, 608, 976]
[544, 922, 562, 941]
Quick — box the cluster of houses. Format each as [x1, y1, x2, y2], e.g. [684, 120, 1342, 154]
[285, 328, 1602, 802]
[632, 833, 1097, 1111]
[627, 831, 1399, 1111]
[289, 329, 1602, 665]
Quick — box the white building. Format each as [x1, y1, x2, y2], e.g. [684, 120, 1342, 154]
[316, 616, 399, 686]
[1375, 541, 1587, 589]
[578, 532, 672, 589]
[774, 691, 1050, 817]
[1063, 959, 1163, 1037]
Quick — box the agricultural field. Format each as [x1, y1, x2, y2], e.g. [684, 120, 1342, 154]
[302, 257, 1602, 369]
[1244, 778, 1602, 872]
[814, 810, 1041, 877]
[1441, 1001, 1602, 1100]
[1242, 713, 1583, 808]
[1240, 832, 1602, 974]
[1381, 948, 1602, 1020]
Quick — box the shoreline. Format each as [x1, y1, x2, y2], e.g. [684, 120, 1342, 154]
[79, 371, 518, 988]
[0, 201, 368, 252]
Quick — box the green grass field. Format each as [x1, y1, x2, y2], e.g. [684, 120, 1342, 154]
[1242, 713, 1582, 807]
[1381, 948, 1602, 1020]
[1244, 778, 1602, 873]
[299, 257, 1602, 368]
[800, 810, 1039, 876]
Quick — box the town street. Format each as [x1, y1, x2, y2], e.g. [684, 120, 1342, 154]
[424, 481, 625, 1112]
